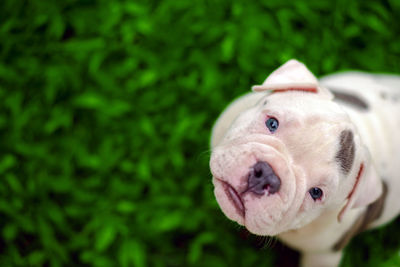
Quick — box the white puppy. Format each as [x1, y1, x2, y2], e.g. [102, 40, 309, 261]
[209, 60, 400, 266]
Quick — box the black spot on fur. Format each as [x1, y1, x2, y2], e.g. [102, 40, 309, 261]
[336, 130, 355, 174]
[330, 89, 369, 111]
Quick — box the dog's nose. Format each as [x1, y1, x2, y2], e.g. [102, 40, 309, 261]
[247, 161, 281, 195]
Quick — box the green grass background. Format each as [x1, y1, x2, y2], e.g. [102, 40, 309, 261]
[1, 0, 400, 266]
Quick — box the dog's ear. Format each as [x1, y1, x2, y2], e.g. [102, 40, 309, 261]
[337, 145, 383, 222]
[252, 59, 333, 100]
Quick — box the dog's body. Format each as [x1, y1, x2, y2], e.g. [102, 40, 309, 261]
[210, 60, 400, 266]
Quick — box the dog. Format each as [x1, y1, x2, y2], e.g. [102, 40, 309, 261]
[209, 59, 400, 266]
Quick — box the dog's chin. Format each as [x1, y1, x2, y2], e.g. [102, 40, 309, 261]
[244, 225, 279, 237]
[242, 200, 285, 237]
[243, 214, 284, 236]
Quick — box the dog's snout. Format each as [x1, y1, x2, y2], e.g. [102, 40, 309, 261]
[247, 161, 281, 195]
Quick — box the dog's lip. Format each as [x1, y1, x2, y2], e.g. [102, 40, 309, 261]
[216, 178, 246, 218]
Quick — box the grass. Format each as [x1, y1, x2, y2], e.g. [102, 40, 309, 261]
[0, 0, 400, 266]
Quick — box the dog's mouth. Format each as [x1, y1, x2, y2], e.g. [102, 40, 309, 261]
[218, 179, 246, 218]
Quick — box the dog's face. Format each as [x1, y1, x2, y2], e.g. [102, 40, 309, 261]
[210, 60, 382, 236]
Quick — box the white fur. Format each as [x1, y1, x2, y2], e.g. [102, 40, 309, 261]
[210, 60, 400, 267]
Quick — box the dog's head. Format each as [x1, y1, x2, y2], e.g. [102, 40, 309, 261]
[210, 60, 382, 236]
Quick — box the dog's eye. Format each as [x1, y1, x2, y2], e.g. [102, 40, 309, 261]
[265, 117, 279, 133]
[309, 187, 323, 201]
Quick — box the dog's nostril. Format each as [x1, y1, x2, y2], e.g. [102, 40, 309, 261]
[246, 161, 281, 195]
[255, 170, 263, 178]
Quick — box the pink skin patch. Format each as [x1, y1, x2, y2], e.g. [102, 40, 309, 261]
[272, 88, 318, 94]
[346, 164, 364, 200]
[338, 163, 364, 221]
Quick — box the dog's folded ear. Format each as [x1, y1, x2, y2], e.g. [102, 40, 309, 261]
[252, 59, 333, 100]
[337, 146, 383, 222]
